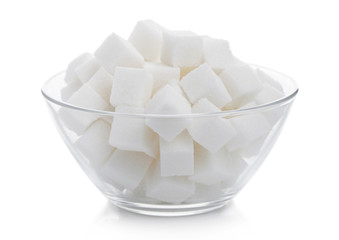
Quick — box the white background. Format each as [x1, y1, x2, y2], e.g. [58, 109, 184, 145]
[0, 0, 338, 239]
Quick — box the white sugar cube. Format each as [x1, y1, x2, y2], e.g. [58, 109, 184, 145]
[59, 85, 108, 134]
[268, 104, 290, 125]
[110, 67, 153, 107]
[75, 57, 101, 83]
[237, 136, 266, 162]
[146, 177, 195, 204]
[253, 83, 285, 125]
[88, 67, 114, 103]
[227, 113, 271, 151]
[255, 83, 284, 105]
[144, 62, 180, 94]
[185, 183, 222, 203]
[145, 85, 191, 141]
[60, 76, 82, 101]
[94, 33, 144, 74]
[219, 63, 263, 105]
[226, 134, 247, 152]
[256, 68, 284, 93]
[222, 153, 249, 188]
[75, 119, 115, 168]
[230, 113, 271, 142]
[100, 150, 153, 190]
[226, 102, 260, 152]
[227, 101, 269, 152]
[129, 19, 166, 62]
[122, 185, 162, 204]
[160, 130, 194, 177]
[187, 99, 236, 152]
[180, 63, 232, 108]
[161, 31, 203, 68]
[203, 37, 234, 73]
[189, 144, 248, 186]
[64, 53, 93, 83]
[188, 144, 230, 185]
[146, 163, 195, 204]
[109, 106, 158, 158]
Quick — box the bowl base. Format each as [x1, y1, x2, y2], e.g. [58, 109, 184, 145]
[108, 197, 233, 217]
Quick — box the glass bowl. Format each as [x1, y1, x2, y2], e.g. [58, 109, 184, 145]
[41, 65, 298, 216]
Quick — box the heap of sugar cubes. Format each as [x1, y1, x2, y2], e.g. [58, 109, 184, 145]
[59, 20, 285, 204]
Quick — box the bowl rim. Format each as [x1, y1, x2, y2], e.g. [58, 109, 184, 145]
[41, 64, 298, 119]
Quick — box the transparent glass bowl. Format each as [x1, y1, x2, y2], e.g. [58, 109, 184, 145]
[41, 65, 298, 216]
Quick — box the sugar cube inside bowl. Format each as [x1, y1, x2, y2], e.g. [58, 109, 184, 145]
[42, 19, 298, 217]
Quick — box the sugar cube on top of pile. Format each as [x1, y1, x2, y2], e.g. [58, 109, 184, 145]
[95, 33, 144, 73]
[128, 19, 166, 62]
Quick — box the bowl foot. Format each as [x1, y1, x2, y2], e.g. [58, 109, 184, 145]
[108, 197, 232, 217]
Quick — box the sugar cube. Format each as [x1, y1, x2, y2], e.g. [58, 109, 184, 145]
[75, 57, 101, 83]
[189, 144, 247, 186]
[188, 144, 230, 185]
[237, 136, 266, 162]
[94, 33, 144, 74]
[100, 150, 153, 190]
[60, 76, 82, 101]
[256, 68, 284, 93]
[88, 67, 114, 103]
[187, 98, 236, 152]
[59, 84, 108, 134]
[219, 63, 263, 106]
[74, 119, 115, 168]
[184, 183, 223, 203]
[203, 37, 234, 73]
[254, 83, 286, 124]
[145, 85, 191, 141]
[161, 31, 203, 68]
[222, 153, 248, 188]
[255, 83, 284, 105]
[109, 106, 158, 158]
[122, 187, 162, 204]
[227, 112, 271, 151]
[129, 19, 166, 62]
[180, 63, 232, 108]
[146, 162, 195, 204]
[110, 67, 153, 107]
[64, 53, 93, 83]
[144, 62, 180, 94]
[225, 102, 261, 152]
[160, 130, 194, 177]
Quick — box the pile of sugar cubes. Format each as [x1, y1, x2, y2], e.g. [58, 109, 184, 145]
[59, 20, 285, 204]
